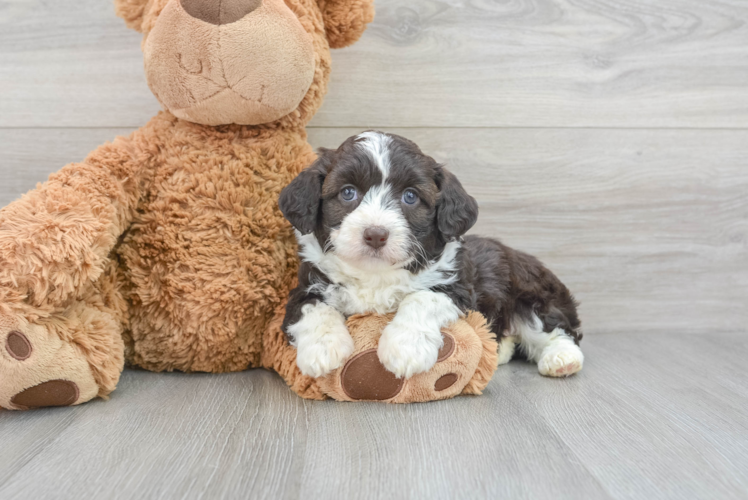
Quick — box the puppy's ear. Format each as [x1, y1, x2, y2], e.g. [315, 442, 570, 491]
[279, 149, 334, 234]
[436, 167, 479, 240]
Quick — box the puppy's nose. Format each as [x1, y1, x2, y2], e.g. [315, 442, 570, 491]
[180, 0, 262, 25]
[363, 227, 389, 250]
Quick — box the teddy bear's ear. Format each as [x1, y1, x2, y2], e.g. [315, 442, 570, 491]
[318, 0, 375, 49]
[114, 0, 150, 32]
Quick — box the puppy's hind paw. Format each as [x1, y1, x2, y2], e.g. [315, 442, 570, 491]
[538, 344, 584, 377]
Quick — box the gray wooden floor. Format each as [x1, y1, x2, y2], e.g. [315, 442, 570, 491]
[2, 334, 748, 499]
[1, 0, 747, 499]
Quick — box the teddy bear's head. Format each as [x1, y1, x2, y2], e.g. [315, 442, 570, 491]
[114, 0, 373, 126]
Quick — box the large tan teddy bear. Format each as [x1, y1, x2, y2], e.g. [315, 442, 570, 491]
[0, 0, 498, 410]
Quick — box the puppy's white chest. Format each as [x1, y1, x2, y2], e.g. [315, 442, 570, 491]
[321, 278, 411, 316]
[297, 232, 462, 316]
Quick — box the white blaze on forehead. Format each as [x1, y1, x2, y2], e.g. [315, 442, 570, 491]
[356, 131, 392, 180]
[361, 184, 396, 213]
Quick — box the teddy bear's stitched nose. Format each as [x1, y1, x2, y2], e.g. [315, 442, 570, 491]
[180, 0, 262, 26]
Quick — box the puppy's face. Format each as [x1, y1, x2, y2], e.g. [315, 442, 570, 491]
[280, 132, 478, 271]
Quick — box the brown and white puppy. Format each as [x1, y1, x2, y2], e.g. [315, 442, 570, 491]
[279, 132, 584, 379]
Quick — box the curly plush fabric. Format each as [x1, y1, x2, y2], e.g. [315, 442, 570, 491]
[0, 0, 378, 409]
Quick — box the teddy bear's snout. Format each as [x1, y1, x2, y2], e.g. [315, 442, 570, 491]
[180, 0, 262, 26]
[143, 0, 316, 126]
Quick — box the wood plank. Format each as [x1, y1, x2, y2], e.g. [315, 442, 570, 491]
[296, 376, 610, 500]
[2, 332, 747, 499]
[2, 0, 748, 128]
[512, 332, 748, 499]
[0, 407, 81, 486]
[0, 370, 310, 499]
[0, 366, 611, 500]
[1, 127, 746, 335]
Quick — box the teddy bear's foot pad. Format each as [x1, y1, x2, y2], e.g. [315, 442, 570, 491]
[1, 315, 98, 410]
[6, 331, 33, 360]
[11, 380, 80, 409]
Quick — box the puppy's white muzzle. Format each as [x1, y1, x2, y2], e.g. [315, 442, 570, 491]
[331, 186, 411, 267]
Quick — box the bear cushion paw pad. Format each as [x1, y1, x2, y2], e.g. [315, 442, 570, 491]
[317, 312, 499, 403]
[340, 349, 405, 401]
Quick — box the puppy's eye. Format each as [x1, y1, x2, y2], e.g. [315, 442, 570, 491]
[402, 189, 419, 205]
[340, 185, 358, 202]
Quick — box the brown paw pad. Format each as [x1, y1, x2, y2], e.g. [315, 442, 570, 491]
[5, 331, 32, 361]
[341, 349, 404, 401]
[11, 380, 79, 409]
[434, 373, 458, 391]
[436, 334, 455, 362]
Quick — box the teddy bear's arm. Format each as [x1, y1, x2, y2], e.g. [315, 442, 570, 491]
[0, 134, 149, 315]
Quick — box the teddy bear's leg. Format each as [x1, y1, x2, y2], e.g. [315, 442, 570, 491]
[0, 268, 126, 410]
[0, 314, 99, 410]
[0, 133, 148, 409]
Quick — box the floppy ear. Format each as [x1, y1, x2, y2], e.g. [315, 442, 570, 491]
[114, 0, 150, 32]
[279, 149, 333, 234]
[436, 167, 479, 240]
[317, 0, 375, 49]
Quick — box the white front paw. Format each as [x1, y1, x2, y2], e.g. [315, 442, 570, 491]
[377, 323, 441, 379]
[288, 302, 355, 378]
[295, 327, 355, 378]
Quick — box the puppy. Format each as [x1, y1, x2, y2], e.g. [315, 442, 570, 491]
[279, 131, 583, 379]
